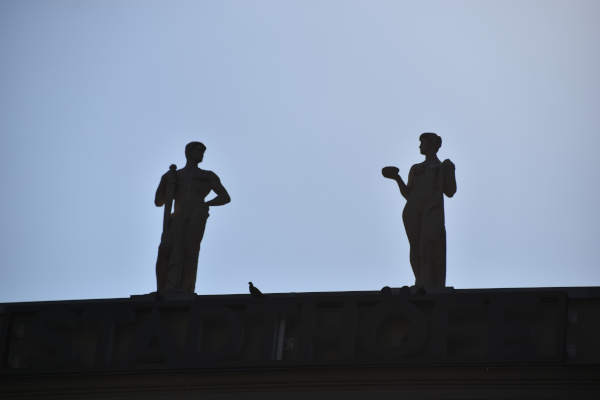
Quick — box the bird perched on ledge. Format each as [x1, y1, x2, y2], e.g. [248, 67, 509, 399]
[248, 282, 263, 297]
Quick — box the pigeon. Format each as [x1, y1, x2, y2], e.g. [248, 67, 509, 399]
[248, 281, 263, 297]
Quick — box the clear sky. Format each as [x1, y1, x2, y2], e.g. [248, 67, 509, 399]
[1, 0, 599, 302]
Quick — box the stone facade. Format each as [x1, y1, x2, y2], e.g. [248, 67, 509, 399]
[1, 287, 599, 398]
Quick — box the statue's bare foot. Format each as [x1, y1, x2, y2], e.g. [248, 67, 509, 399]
[410, 285, 426, 295]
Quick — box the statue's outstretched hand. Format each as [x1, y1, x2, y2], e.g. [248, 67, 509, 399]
[382, 166, 399, 179]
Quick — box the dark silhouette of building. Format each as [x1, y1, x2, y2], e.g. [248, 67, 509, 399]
[1, 287, 600, 398]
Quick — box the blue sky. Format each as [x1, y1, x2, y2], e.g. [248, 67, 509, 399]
[1, 0, 599, 302]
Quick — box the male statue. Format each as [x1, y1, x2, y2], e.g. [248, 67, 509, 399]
[154, 142, 231, 293]
[382, 133, 456, 291]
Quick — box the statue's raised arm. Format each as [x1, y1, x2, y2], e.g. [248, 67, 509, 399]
[205, 174, 231, 207]
[442, 159, 456, 198]
[382, 166, 415, 200]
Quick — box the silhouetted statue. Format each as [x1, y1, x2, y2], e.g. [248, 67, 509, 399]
[155, 142, 231, 293]
[382, 133, 456, 291]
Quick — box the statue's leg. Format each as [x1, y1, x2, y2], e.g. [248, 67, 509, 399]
[155, 243, 169, 291]
[421, 207, 445, 290]
[403, 206, 422, 287]
[156, 216, 173, 291]
[437, 228, 447, 287]
[419, 236, 432, 288]
[182, 218, 207, 293]
[167, 217, 185, 289]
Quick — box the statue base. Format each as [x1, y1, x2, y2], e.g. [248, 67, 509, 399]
[130, 290, 198, 302]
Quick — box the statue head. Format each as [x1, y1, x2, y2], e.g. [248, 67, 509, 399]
[419, 132, 442, 156]
[185, 141, 206, 164]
